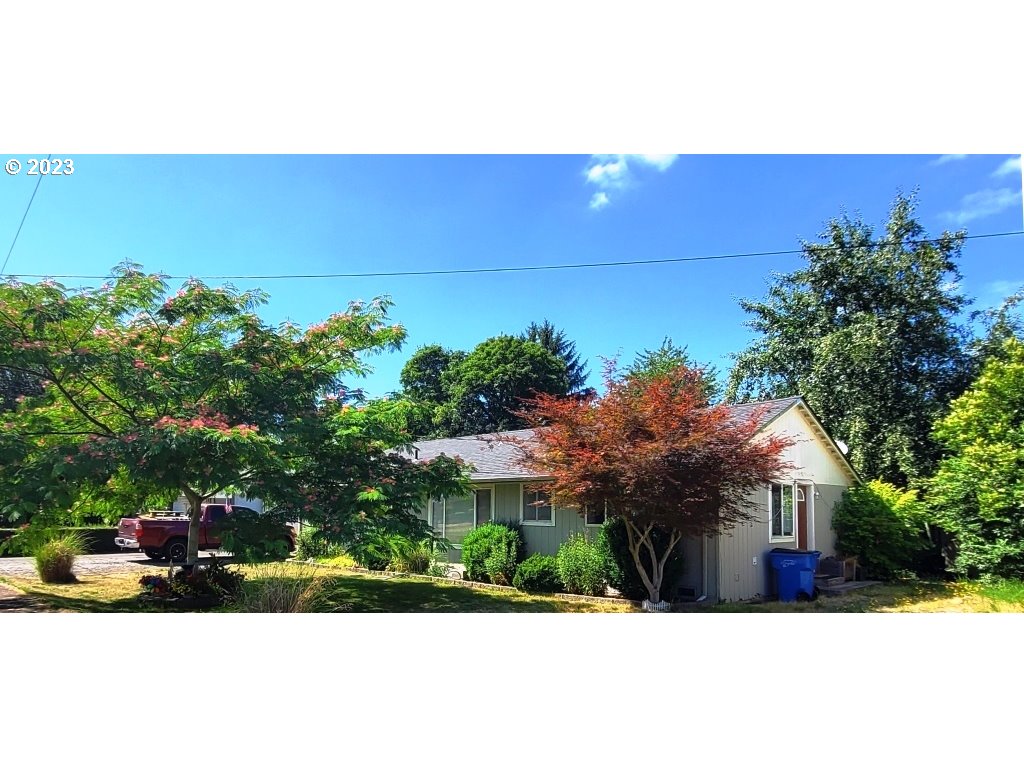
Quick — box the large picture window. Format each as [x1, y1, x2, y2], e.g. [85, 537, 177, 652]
[770, 483, 794, 541]
[521, 487, 553, 525]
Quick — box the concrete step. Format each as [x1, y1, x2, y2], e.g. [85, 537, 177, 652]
[814, 575, 846, 588]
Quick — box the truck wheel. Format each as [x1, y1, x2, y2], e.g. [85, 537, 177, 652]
[165, 539, 188, 563]
[144, 548, 165, 560]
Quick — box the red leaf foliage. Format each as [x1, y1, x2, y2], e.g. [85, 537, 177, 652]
[502, 364, 794, 537]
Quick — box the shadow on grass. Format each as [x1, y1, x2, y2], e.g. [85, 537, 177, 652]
[313, 574, 570, 613]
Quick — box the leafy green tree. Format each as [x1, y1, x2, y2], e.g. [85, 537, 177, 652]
[399, 344, 464, 403]
[0, 366, 40, 412]
[726, 193, 971, 485]
[522, 320, 589, 394]
[437, 335, 569, 436]
[970, 291, 1024, 366]
[0, 264, 467, 563]
[832, 480, 929, 579]
[627, 337, 721, 402]
[928, 338, 1024, 579]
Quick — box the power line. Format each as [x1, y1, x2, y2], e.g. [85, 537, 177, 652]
[1, 153, 51, 276]
[2, 229, 1023, 282]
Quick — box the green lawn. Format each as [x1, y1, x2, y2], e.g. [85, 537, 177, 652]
[705, 580, 1024, 613]
[6, 565, 1022, 613]
[0, 566, 636, 613]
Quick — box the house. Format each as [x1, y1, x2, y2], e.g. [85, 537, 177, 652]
[408, 396, 859, 602]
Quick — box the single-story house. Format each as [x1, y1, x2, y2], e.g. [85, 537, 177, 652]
[407, 396, 859, 602]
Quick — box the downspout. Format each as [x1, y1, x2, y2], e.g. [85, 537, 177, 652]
[697, 533, 708, 602]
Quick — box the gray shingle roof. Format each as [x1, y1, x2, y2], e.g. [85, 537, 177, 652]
[406, 397, 806, 481]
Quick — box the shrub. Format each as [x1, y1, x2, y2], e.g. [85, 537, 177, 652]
[295, 525, 345, 560]
[34, 531, 87, 584]
[461, 522, 525, 582]
[600, 517, 688, 600]
[171, 558, 246, 599]
[389, 538, 437, 575]
[833, 480, 929, 580]
[556, 533, 608, 596]
[513, 554, 562, 593]
[231, 564, 332, 612]
[347, 528, 413, 571]
[212, 508, 292, 563]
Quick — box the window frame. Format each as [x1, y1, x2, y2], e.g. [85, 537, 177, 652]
[768, 482, 796, 543]
[584, 501, 607, 528]
[427, 486, 496, 548]
[520, 484, 555, 527]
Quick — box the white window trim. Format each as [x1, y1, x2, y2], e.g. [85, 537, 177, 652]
[584, 501, 607, 528]
[520, 483, 555, 527]
[768, 482, 797, 543]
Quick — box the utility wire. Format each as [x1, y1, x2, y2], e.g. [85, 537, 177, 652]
[2, 229, 1022, 282]
[1, 153, 51, 275]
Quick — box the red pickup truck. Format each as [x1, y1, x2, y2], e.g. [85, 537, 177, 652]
[115, 504, 295, 562]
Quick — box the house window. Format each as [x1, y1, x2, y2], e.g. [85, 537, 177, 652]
[584, 502, 606, 527]
[521, 487, 554, 525]
[770, 483, 794, 541]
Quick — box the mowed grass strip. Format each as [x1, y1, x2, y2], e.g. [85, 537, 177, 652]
[0, 566, 637, 613]
[708, 580, 1024, 613]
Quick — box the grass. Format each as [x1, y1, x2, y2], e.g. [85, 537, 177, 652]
[0, 571, 160, 612]
[7, 564, 1022, 614]
[0, 564, 636, 613]
[706, 579, 1024, 613]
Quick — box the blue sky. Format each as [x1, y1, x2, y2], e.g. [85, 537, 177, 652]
[1, 154, 1021, 398]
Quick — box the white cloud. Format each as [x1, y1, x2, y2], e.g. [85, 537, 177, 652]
[586, 159, 627, 186]
[631, 154, 678, 171]
[932, 154, 968, 165]
[942, 187, 1022, 226]
[993, 156, 1022, 177]
[583, 153, 678, 210]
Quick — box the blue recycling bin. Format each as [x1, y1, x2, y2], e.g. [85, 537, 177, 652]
[767, 548, 821, 602]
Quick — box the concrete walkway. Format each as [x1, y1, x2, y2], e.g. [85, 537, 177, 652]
[0, 582, 46, 612]
[0, 550, 228, 579]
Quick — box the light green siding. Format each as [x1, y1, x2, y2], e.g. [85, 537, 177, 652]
[492, 481, 594, 555]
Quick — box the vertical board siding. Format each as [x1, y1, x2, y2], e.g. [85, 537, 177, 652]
[813, 484, 845, 557]
[767, 406, 854, 487]
[715, 404, 855, 602]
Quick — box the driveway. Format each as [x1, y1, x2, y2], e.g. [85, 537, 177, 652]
[0, 550, 230, 580]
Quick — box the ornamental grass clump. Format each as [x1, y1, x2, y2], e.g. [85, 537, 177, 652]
[232, 564, 330, 612]
[34, 530, 87, 584]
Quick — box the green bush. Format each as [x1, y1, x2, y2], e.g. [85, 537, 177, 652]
[556, 533, 608, 596]
[295, 525, 345, 560]
[344, 528, 441, 572]
[833, 480, 929, 580]
[168, 558, 246, 599]
[389, 538, 437, 575]
[600, 517, 687, 601]
[34, 531, 87, 584]
[460, 522, 524, 582]
[513, 554, 562, 593]
[211, 508, 293, 563]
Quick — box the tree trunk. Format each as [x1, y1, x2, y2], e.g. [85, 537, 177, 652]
[624, 520, 661, 603]
[183, 488, 204, 566]
[623, 520, 684, 607]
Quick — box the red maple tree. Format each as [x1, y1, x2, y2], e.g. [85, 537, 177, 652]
[505, 363, 793, 605]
